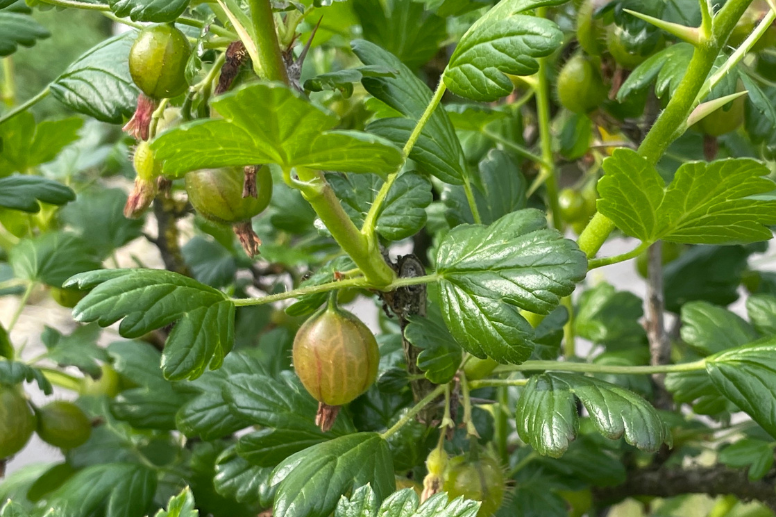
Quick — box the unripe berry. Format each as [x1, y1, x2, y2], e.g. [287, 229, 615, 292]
[129, 24, 191, 100]
[36, 401, 92, 450]
[443, 455, 506, 516]
[293, 298, 379, 431]
[0, 386, 36, 459]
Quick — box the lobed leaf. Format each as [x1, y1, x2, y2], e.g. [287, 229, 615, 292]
[51, 32, 139, 124]
[328, 171, 432, 241]
[0, 175, 75, 213]
[214, 447, 270, 504]
[516, 372, 669, 457]
[680, 301, 757, 356]
[706, 340, 776, 438]
[435, 209, 587, 363]
[0, 112, 83, 177]
[0, 12, 48, 57]
[270, 433, 395, 517]
[597, 149, 776, 244]
[336, 485, 480, 517]
[0, 360, 52, 394]
[353, 39, 467, 184]
[10, 231, 102, 288]
[108, 0, 189, 22]
[442, 0, 565, 101]
[154, 487, 198, 517]
[65, 269, 234, 381]
[404, 302, 462, 384]
[152, 82, 403, 176]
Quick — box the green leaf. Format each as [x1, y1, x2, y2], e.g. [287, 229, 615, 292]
[10, 232, 102, 288]
[0, 12, 48, 56]
[182, 236, 237, 288]
[352, 0, 446, 69]
[43, 463, 156, 517]
[304, 66, 396, 98]
[154, 487, 198, 517]
[559, 113, 593, 160]
[664, 245, 750, 313]
[516, 372, 669, 457]
[42, 324, 108, 378]
[104, 340, 190, 430]
[442, 0, 564, 101]
[108, 0, 189, 22]
[718, 438, 775, 481]
[575, 282, 646, 349]
[435, 209, 587, 363]
[443, 149, 527, 226]
[327, 171, 432, 241]
[706, 340, 776, 438]
[680, 301, 757, 356]
[740, 72, 776, 130]
[0, 175, 75, 212]
[65, 269, 235, 381]
[152, 82, 403, 177]
[748, 294, 776, 336]
[223, 371, 354, 436]
[0, 112, 83, 177]
[665, 368, 730, 416]
[214, 447, 270, 504]
[598, 149, 776, 244]
[352, 39, 467, 185]
[59, 188, 144, 259]
[176, 350, 264, 439]
[404, 302, 462, 384]
[531, 306, 568, 360]
[0, 360, 53, 394]
[50, 32, 140, 124]
[617, 43, 694, 102]
[337, 485, 481, 517]
[270, 433, 395, 517]
[237, 428, 330, 467]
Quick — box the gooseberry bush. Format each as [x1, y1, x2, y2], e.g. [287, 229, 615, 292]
[3, 0, 776, 515]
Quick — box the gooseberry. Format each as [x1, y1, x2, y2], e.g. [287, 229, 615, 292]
[36, 400, 92, 450]
[0, 385, 36, 459]
[129, 24, 191, 100]
[443, 454, 506, 517]
[292, 296, 379, 431]
[185, 166, 273, 256]
[557, 54, 608, 114]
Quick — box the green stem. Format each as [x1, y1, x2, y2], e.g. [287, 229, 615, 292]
[576, 0, 755, 257]
[534, 17, 562, 232]
[462, 176, 483, 224]
[469, 378, 529, 388]
[361, 81, 448, 236]
[8, 283, 33, 333]
[232, 272, 439, 306]
[493, 359, 707, 375]
[562, 296, 575, 358]
[0, 86, 50, 126]
[482, 129, 546, 166]
[588, 240, 651, 269]
[148, 98, 170, 140]
[177, 16, 235, 39]
[2, 58, 15, 108]
[38, 368, 83, 392]
[248, 0, 288, 82]
[460, 372, 478, 437]
[381, 384, 446, 439]
[38, 0, 109, 10]
[294, 167, 395, 286]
